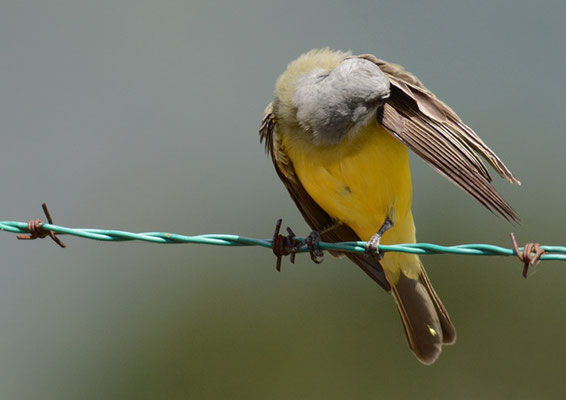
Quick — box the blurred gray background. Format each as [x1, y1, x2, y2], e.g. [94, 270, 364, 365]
[1, 0, 565, 399]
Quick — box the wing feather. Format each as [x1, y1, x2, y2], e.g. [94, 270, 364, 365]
[355, 55, 520, 222]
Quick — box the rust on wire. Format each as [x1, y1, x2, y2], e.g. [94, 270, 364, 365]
[271, 219, 326, 270]
[510, 232, 545, 278]
[16, 203, 66, 248]
[271, 218, 301, 271]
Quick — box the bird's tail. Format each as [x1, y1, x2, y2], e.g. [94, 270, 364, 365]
[390, 266, 456, 364]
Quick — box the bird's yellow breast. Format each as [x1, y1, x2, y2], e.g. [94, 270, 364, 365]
[281, 121, 415, 247]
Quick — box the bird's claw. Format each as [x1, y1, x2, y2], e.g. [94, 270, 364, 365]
[365, 235, 385, 260]
[293, 231, 324, 264]
[365, 217, 394, 260]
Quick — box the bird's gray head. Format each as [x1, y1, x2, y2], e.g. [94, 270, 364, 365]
[292, 57, 390, 146]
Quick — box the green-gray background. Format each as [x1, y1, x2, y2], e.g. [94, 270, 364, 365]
[1, 1, 565, 399]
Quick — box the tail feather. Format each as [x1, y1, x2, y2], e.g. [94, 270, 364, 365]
[391, 269, 456, 364]
[418, 267, 456, 345]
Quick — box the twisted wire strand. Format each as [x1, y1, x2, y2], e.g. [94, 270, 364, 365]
[1, 220, 565, 261]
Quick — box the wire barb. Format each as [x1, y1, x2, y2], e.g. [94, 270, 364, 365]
[510, 232, 545, 278]
[271, 219, 300, 271]
[16, 203, 66, 248]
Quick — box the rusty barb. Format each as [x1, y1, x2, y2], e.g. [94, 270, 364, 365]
[16, 203, 66, 248]
[271, 218, 300, 271]
[510, 232, 546, 278]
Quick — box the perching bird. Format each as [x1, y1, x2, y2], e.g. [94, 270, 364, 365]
[259, 48, 520, 364]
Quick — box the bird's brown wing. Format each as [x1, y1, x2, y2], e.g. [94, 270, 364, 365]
[357, 54, 520, 223]
[260, 103, 390, 291]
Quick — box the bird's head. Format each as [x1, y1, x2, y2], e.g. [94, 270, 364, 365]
[274, 48, 390, 146]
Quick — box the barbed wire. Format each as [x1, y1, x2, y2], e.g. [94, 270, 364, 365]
[1, 216, 565, 259]
[1, 204, 564, 278]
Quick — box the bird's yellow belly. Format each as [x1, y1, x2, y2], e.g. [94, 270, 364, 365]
[282, 122, 415, 246]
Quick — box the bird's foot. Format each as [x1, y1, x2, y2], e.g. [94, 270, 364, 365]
[365, 218, 394, 260]
[292, 230, 324, 264]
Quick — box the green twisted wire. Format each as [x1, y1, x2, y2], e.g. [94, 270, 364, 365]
[1, 220, 565, 261]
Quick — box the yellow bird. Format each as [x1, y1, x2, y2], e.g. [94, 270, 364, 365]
[260, 48, 520, 364]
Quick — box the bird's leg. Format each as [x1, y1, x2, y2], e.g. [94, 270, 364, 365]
[366, 217, 394, 260]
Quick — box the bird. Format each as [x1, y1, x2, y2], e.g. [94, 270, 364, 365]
[259, 48, 520, 364]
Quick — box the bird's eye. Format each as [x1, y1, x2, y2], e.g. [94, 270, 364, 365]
[316, 72, 330, 82]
